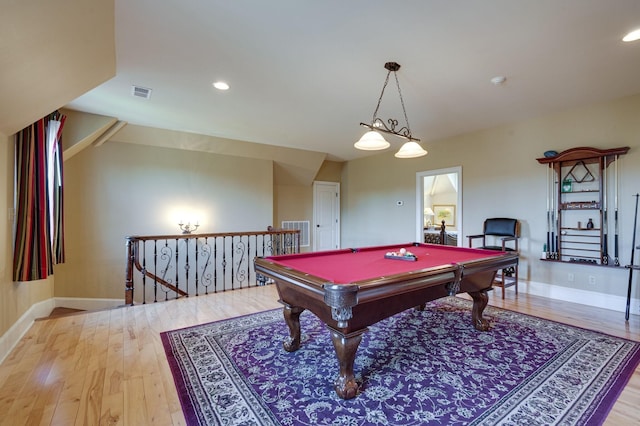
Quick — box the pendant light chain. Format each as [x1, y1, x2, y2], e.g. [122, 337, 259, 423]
[371, 70, 392, 125]
[393, 71, 413, 140]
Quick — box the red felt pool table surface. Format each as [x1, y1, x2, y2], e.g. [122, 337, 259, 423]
[265, 243, 502, 284]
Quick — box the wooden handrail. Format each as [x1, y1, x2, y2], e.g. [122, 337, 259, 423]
[127, 229, 300, 241]
[125, 229, 300, 305]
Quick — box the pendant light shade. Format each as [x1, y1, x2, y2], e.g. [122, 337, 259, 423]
[354, 130, 391, 150]
[356, 61, 427, 158]
[394, 141, 428, 158]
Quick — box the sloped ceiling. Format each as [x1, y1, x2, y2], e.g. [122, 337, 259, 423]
[65, 0, 640, 161]
[0, 0, 115, 137]
[105, 123, 327, 186]
[4, 1, 640, 163]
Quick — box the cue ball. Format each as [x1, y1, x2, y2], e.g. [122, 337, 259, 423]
[399, 248, 407, 255]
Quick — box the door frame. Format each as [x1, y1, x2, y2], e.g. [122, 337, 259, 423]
[415, 166, 462, 244]
[313, 181, 340, 251]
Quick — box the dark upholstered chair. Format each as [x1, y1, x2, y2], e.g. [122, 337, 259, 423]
[467, 218, 520, 298]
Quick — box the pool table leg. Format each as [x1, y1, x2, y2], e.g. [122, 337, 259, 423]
[329, 328, 365, 399]
[282, 305, 305, 352]
[467, 290, 490, 331]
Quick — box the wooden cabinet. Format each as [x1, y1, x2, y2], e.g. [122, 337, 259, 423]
[537, 146, 629, 266]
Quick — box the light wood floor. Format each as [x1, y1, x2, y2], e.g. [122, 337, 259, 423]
[0, 285, 638, 425]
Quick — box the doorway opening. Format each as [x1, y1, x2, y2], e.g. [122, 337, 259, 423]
[415, 167, 462, 245]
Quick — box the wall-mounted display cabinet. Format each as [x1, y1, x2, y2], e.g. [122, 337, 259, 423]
[536, 146, 629, 267]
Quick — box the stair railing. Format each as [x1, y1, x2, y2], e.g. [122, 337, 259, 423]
[124, 229, 300, 305]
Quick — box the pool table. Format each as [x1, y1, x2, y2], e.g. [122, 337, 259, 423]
[254, 242, 518, 399]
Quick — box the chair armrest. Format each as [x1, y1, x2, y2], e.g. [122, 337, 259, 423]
[500, 236, 519, 251]
[467, 234, 485, 248]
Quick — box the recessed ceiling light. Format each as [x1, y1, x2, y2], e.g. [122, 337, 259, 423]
[213, 81, 229, 90]
[490, 76, 507, 85]
[622, 29, 640, 42]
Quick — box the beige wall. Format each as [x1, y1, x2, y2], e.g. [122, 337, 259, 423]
[315, 161, 343, 182]
[0, 0, 115, 136]
[0, 135, 54, 339]
[274, 185, 312, 228]
[54, 141, 274, 300]
[341, 93, 640, 301]
[274, 160, 343, 250]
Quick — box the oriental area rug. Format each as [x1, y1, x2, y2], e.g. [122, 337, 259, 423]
[161, 298, 640, 426]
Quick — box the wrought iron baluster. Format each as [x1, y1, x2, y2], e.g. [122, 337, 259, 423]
[184, 237, 190, 297]
[230, 236, 235, 290]
[194, 237, 199, 296]
[201, 237, 212, 294]
[214, 236, 219, 293]
[234, 236, 247, 288]
[224, 237, 228, 290]
[152, 240, 158, 303]
[174, 238, 179, 300]
[124, 230, 300, 303]
[248, 235, 253, 285]
[141, 240, 147, 304]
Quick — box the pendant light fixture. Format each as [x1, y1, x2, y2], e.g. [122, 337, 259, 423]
[355, 61, 427, 158]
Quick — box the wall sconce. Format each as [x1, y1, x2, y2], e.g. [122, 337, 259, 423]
[178, 220, 199, 234]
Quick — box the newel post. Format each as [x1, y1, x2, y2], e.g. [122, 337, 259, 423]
[125, 237, 135, 305]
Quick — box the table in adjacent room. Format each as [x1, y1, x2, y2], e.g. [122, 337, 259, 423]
[254, 242, 518, 399]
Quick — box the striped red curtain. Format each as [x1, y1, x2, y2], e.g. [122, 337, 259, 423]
[13, 111, 67, 281]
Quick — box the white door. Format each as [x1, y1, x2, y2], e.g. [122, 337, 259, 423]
[313, 181, 340, 251]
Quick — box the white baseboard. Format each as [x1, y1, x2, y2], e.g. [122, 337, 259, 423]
[0, 297, 124, 365]
[54, 297, 124, 311]
[0, 298, 54, 364]
[514, 280, 639, 316]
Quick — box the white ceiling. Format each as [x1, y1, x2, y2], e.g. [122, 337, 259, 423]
[66, 0, 640, 161]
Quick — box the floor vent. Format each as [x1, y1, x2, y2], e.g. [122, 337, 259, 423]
[131, 85, 152, 99]
[281, 220, 310, 247]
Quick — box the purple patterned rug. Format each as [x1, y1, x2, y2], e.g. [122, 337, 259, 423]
[161, 297, 640, 425]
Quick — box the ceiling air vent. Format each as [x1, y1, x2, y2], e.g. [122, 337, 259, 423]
[131, 85, 152, 99]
